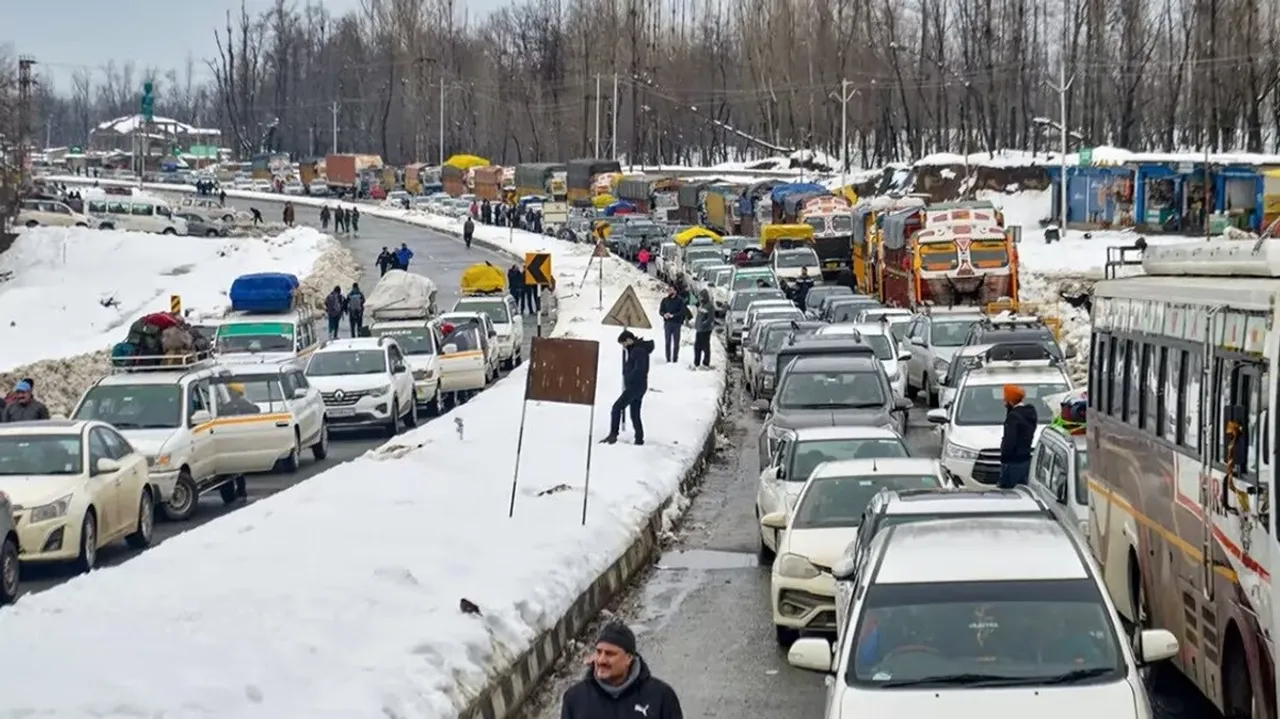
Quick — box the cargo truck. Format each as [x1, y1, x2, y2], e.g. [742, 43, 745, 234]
[472, 166, 504, 201]
[676, 181, 709, 224]
[516, 163, 567, 198]
[703, 184, 744, 235]
[736, 180, 781, 237]
[325, 154, 359, 195]
[880, 201, 1015, 310]
[442, 164, 466, 197]
[566, 158, 622, 203]
[784, 192, 854, 278]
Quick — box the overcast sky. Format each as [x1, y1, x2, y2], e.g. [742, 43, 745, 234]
[10, 0, 504, 94]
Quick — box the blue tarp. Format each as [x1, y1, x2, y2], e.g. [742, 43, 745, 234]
[769, 182, 827, 205]
[604, 200, 638, 216]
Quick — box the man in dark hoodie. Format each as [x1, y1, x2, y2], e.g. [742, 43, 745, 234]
[998, 384, 1037, 488]
[603, 330, 653, 445]
[507, 264, 527, 314]
[657, 286, 687, 363]
[560, 622, 683, 719]
[692, 288, 715, 369]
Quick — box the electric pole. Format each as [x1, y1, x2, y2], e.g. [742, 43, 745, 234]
[593, 74, 602, 158]
[610, 73, 619, 160]
[439, 80, 446, 165]
[331, 101, 339, 154]
[831, 79, 856, 190]
[1046, 0, 1073, 233]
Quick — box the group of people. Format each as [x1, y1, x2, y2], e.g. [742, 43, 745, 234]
[471, 198, 544, 234]
[194, 180, 225, 204]
[320, 205, 361, 234]
[656, 285, 715, 370]
[0, 379, 50, 423]
[504, 264, 544, 315]
[324, 284, 367, 339]
[376, 244, 416, 274]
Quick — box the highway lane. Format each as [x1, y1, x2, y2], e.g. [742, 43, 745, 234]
[522, 362, 1220, 719]
[20, 201, 545, 596]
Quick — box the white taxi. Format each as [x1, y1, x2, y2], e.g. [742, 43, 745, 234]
[304, 336, 418, 435]
[0, 419, 153, 572]
[451, 294, 524, 369]
[369, 321, 444, 416]
[438, 311, 501, 380]
[767, 457, 945, 646]
[217, 363, 330, 470]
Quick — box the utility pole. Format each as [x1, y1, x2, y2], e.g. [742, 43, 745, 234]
[18, 57, 35, 191]
[831, 79, 856, 190]
[439, 80, 446, 165]
[593, 74, 602, 157]
[1046, 0, 1073, 233]
[331, 101, 338, 154]
[610, 73, 619, 159]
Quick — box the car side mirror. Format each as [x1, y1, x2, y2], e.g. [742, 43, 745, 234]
[393, 362, 408, 373]
[760, 511, 788, 529]
[442, 343, 458, 354]
[926, 408, 949, 424]
[787, 638, 834, 673]
[292, 387, 309, 400]
[190, 409, 212, 426]
[775, 465, 785, 480]
[95, 457, 122, 475]
[1138, 628, 1179, 664]
[752, 398, 770, 412]
[832, 555, 856, 581]
[897, 351, 912, 362]
[894, 397, 913, 411]
[910, 336, 925, 347]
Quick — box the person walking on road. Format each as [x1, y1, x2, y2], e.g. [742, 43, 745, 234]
[336, 206, 348, 234]
[507, 264, 527, 314]
[463, 216, 475, 249]
[792, 266, 814, 312]
[320, 205, 331, 231]
[559, 622, 683, 719]
[346, 283, 366, 337]
[218, 189, 226, 206]
[350, 206, 360, 234]
[602, 331, 653, 446]
[692, 288, 714, 370]
[637, 246, 651, 273]
[998, 384, 1036, 488]
[324, 286, 346, 340]
[658, 286, 687, 363]
[395, 242, 414, 271]
[250, 207, 263, 226]
[282, 202, 296, 227]
[377, 247, 395, 275]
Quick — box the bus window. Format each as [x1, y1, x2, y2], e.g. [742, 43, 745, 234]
[918, 241, 958, 272]
[969, 239, 1009, 268]
[131, 203, 155, 216]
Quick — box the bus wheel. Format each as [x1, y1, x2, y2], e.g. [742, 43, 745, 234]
[1223, 639, 1254, 719]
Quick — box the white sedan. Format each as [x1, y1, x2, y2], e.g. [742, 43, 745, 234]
[0, 420, 154, 573]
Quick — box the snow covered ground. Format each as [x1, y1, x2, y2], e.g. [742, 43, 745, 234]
[0, 226, 358, 414]
[0, 217, 726, 718]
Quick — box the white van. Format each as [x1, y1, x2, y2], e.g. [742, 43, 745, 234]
[214, 308, 322, 366]
[86, 196, 189, 235]
[17, 199, 97, 228]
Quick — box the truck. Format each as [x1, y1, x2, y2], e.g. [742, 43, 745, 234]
[325, 154, 359, 195]
[404, 163, 428, 195]
[566, 158, 622, 203]
[879, 201, 1016, 310]
[703, 184, 744, 235]
[442, 164, 466, 197]
[737, 180, 781, 237]
[790, 193, 854, 278]
[472, 166, 504, 201]
[676, 181, 709, 224]
[615, 175, 680, 217]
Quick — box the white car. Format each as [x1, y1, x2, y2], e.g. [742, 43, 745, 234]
[250, 180, 274, 193]
[369, 320, 444, 416]
[451, 295, 524, 369]
[817, 323, 912, 397]
[756, 426, 911, 558]
[927, 345, 1071, 487]
[743, 299, 801, 339]
[765, 457, 946, 645]
[178, 196, 242, 224]
[936, 343, 994, 409]
[710, 267, 735, 315]
[232, 178, 253, 190]
[438, 311, 502, 379]
[218, 363, 330, 470]
[854, 307, 913, 324]
[903, 311, 985, 406]
[304, 337, 418, 435]
[309, 180, 330, 196]
[284, 181, 305, 195]
[17, 199, 96, 228]
[434, 318, 493, 404]
[788, 516, 1179, 719]
[0, 419, 153, 572]
[771, 247, 822, 281]
[726, 288, 788, 353]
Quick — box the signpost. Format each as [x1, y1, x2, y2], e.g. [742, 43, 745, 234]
[139, 82, 154, 185]
[524, 252, 553, 337]
[170, 294, 182, 314]
[508, 337, 601, 524]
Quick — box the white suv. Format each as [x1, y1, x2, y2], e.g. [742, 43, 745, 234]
[17, 199, 96, 228]
[451, 294, 525, 369]
[304, 337, 417, 436]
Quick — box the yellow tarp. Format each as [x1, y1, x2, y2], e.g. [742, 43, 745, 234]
[840, 186, 859, 204]
[761, 223, 815, 248]
[674, 226, 723, 246]
[460, 262, 506, 293]
[592, 194, 616, 208]
[444, 154, 490, 171]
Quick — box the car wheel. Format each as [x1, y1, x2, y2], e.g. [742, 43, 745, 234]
[427, 385, 443, 416]
[98, 223, 114, 230]
[501, 355, 513, 370]
[0, 535, 19, 604]
[223, 214, 235, 222]
[125, 489, 155, 549]
[75, 222, 88, 228]
[387, 400, 402, 437]
[162, 228, 176, 235]
[206, 229, 219, 237]
[311, 423, 330, 460]
[218, 480, 241, 505]
[774, 625, 799, 648]
[404, 395, 419, 428]
[24, 220, 38, 228]
[74, 511, 98, 573]
[279, 431, 301, 473]
[161, 470, 198, 521]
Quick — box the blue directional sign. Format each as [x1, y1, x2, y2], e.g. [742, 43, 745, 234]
[141, 81, 154, 122]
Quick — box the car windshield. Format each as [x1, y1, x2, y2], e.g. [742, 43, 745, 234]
[714, 270, 733, 287]
[794, 475, 941, 529]
[733, 291, 785, 311]
[0, 435, 83, 476]
[887, 320, 910, 342]
[831, 303, 879, 323]
[440, 325, 483, 353]
[930, 319, 982, 346]
[860, 335, 895, 361]
[216, 322, 295, 353]
[778, 371, 887, 409]
[977, 328, 1062, 356]
[954, 383, 1068, 425]
[776, 250, 817, 268]
[212, 375, 287, 414]
[807, 287, 852, 307]
[848, 578, 1123, 687]
[453, 300, 510, 325]
[763, 326, 796, 353]
[734, 274, 777, 291]
[74, 385, 183, 429]
[753, 310, 801, 328]
[371, 327, 436, 355]
[1075, 449, 1090, 505]
[306, 350, 387, 377]
[686, 250, 721, 264]
[789, 438, 910, 481]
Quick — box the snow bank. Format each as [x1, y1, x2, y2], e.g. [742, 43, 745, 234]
[0, 226, 357, 414]
[0, 216, 726, 718]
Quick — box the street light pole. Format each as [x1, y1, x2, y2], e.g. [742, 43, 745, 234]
[1046, 0, 1073, 232]
[331, 101, 338, 154]
[439, 80, 446, 165]
[594, 74, 602, 157]
[831, 78, 856, 190]
[610, 73, 619, 159]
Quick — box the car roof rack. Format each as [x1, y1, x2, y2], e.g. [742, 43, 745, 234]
[983, 342, 1055, 363]
[109, 350, 216, 373]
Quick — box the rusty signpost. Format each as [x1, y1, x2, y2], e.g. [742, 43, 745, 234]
[508, 336, 601, 524]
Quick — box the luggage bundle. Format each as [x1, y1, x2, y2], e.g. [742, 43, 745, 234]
[229, 272, 300, 314]
[367, 269, 439, 321]
[112, 312, 211, 368]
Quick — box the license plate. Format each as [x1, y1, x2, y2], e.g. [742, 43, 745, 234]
[326, 407, 356, 417]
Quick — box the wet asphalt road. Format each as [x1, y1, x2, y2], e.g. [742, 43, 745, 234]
[522, 361, 1221, 719]
[20, 198, 542, 596]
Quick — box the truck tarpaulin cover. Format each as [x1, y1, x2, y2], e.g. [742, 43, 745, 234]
[678, 182, 708, 207]
[738, 180, 781, 214]
[367, 269, 440, 320]
[770, 182, 828, 205]
[472, 166, 504, 184]
[460, 262, 507, 294]
[783, 190, 830, 217]
[674, 226, 723, 246]
[444, 154, 490, 170]
[515, 163, 565, 191]
[567, 158, 623, 186]
[616, 176, 659, 202]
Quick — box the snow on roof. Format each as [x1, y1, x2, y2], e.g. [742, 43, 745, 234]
[93, 114, 221, 137]
[915, 145, 1280, 170]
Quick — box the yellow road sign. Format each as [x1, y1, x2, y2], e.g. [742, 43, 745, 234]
[170, 294, 182, 313]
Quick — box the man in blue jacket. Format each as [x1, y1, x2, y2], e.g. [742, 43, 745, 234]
[603, 330, 653, 446]
[395, 242, 414, 270]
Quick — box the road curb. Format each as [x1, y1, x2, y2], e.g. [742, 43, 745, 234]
[459, 364, 729, 719]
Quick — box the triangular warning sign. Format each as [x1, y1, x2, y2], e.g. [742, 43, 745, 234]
[592, 242, 610, 258]
[601, 285, 652, 329]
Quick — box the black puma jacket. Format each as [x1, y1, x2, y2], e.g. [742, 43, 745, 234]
[560, 657, 683, 719]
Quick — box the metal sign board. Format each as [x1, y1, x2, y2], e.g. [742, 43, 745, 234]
[524, 252, 552, 286]
[170, 294, 182, 313]
[592, 242, 610, 258]
[524, 337, 600, 406]
[601, 285, 652, 329]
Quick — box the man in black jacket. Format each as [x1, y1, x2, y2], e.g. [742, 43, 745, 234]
[560, 622, 683, 719]
[507, 264, 527, 314]
[657, 286, 687, 363]
[998, 384, 1037, 488]
[603, 331, 653, 445]
[791, 267, 815, 312]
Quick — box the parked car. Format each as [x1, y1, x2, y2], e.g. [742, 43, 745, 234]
[176, 212, 228, 237]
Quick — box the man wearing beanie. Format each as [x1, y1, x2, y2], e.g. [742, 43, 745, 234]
[998, 383, 1036, 488]
[560, 621, 683, 719]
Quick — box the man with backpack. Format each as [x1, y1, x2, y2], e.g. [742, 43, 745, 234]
[346, 283, 366, 336]
[320, 206, 331, 230]
[377, 247, 396, 275]
[463, 216, 475, 248]
[324, 286, 346, 339]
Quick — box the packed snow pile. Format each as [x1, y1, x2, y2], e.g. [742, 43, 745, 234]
[0, 220, 725, 718]
[0, 226, 357, 414]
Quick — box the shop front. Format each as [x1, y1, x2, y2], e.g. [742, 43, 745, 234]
[1133, 163, 1211, 234]
[1047, 166, 1134, 228]
[1213, 166, 1264, 231]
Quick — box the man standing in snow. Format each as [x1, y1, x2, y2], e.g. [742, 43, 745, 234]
[602, 330, 653, 446]
[350, 206, 360, 234]
[1, 380, 49, 423]
[324, 286, 346, 340]
[395, 242, 414, 270]
[320, 205, 331, 231]
[559, 622, 683, 719]
[657, 286, 687, 363]
[692, 289, 715, 369]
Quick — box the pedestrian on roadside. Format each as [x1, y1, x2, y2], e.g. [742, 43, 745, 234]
[525, 278, 541, 315]
[350, 206, 360, 234]
[507, 264, 526, 314]
[219, 189, 226, 206]
[395, 242, 414, 271]
[559, 622, 682, 719]
[336, 206, 348, 233]
[324, 286, 346, 340]
[346, 282, 366, 336]
[602, 331, 653, 446]
[692, 288, 714, 370]
[250, 207, 263, 226]
[320, 205, 331, 231]
[998, 384, 1036, 488]
[657, 286, 687, 363]
[463, 216, 475, 249]
[282, 202, 295, 227]
[637, 246, 651, 274]
[377, 247, 395, 275]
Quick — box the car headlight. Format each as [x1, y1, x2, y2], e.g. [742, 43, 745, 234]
[777, 553, 822, 580]
[30, 494, 73, 523]
[148, 454, 172, 469]
[767, 424, 787, 441]
[933, 358, 949, 374]
[374, 384, 392, 395]
[944, 441, 979, 462]
[412, 369, 435, 381]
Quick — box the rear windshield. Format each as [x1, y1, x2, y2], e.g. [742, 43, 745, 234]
[732, 291, 786, 310]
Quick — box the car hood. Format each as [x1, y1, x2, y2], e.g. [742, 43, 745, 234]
[782, 526, 861, 568]
[0, 475, 82, 508]
[405, 354, 439, 372]
[772, 407, 892, 429]
[118, 428, 182, 458]
[933, 346, 961, 364]
[947, 423, 1047, 450]
[838, 681, 1137, 718]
